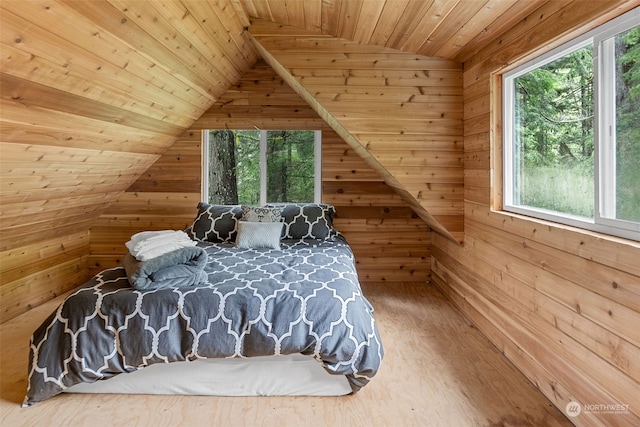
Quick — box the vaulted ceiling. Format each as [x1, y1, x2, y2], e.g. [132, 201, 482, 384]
[1, 0, 622, 248]
[240, 0, 542, 62]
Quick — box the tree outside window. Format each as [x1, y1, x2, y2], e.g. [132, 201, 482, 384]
[503, 10, 639, 241]
[205, 130, 320, 205]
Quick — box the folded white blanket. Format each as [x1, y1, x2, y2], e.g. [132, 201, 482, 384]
[125, 230, 196, 261]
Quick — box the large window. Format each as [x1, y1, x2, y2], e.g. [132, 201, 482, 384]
[203, 130, 321, 205]
[503, 8, 640, 241]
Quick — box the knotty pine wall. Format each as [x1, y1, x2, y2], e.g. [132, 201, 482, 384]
[431, 3, 640, 426]
[89, 60, 431, 284]
[0, 0, 257, 324]
[249, 19, 464, 243]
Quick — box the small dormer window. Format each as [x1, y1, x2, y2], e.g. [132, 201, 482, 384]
[203, 129, 321, 205]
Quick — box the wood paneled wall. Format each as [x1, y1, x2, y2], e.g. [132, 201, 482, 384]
[431, 2, 640, 426]
[0, 0, 257, 323]
[0, 232, 90, 324]
[249, 19, 464, 243]
[89, 60, 431, 284]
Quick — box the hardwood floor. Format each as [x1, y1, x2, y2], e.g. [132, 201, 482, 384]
[0, 282, 571, 427]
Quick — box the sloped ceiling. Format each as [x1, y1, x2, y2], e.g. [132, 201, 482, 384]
[0, 0, 259, 249]
[1, 0, 542, 249]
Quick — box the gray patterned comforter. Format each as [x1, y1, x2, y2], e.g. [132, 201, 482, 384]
[24, 237, 383, 406]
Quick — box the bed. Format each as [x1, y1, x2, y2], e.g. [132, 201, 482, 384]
[23, 203, 383, 406]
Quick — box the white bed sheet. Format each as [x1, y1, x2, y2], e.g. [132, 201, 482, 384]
[64, 354, 352, 396]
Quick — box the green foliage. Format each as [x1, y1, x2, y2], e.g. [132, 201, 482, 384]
[521, 165, 594, 218]
[620, 27, 640, 100]
[234, 130, 261, 204]
[514, 26, 640, 222]
[266, 130, 315, 203]
[208, 130, 315, 205]
[616, 27, 640, 222]
[514, 45, 594, 171]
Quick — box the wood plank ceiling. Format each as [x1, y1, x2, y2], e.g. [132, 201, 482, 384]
[239, 0, 542, 62]
[1, 0, 538, 250]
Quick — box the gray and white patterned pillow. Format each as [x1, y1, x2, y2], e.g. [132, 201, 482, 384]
[187, 202, 242, 243]
[235, 221, 283, 249]
[267, 203, 337, 240]
[241, 205, 283, 222]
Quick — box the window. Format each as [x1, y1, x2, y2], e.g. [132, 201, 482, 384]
[503, 8, 640, 241]
[203, 129, 321, 205]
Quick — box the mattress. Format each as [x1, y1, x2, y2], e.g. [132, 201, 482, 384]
[65, 353, 352, 396]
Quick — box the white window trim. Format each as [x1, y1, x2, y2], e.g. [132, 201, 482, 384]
[202, 129, 322, 204]
[502, 8, 640, 242]
[314, 130, 322, 203]
[259, 130, 267, 205]
[201, 130, 210, 201]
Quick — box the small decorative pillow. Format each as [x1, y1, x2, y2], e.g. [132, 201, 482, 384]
[235, 221, 284, 249]
[241, 205, 283, 222]
[267, 203, 337, 240]
[187, 202, 242, 243]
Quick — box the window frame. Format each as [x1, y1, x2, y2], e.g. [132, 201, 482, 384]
[202, 129, 322, 205]
[502, 8, 640, 242]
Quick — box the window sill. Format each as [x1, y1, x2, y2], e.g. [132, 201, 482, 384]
[486, 207, 640, 255]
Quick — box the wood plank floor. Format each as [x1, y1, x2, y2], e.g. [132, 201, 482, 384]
[0, 282, 571, 427]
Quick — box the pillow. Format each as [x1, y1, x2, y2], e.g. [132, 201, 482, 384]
[187, 202, 242, 243]
[241, 205, 283, 222]
[266, 203, 337, 240]
[235, 221, 283, 249]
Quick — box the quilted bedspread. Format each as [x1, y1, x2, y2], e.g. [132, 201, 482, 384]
[24, 237, 383, 406]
